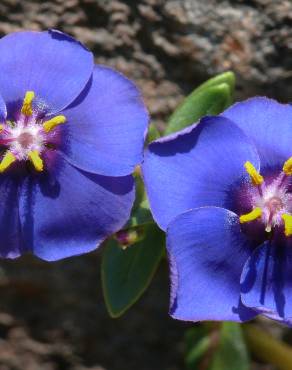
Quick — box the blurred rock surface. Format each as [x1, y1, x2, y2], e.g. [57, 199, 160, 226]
[0, 0, 290, 128]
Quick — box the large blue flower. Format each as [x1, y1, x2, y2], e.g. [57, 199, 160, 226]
[142, 97, 292, 325]
[0, 30, 148, 261]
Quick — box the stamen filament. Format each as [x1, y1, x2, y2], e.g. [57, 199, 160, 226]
[28, 150, 43, 172]
[283, 157, 292, 176]
[21, 91, 35, 116]
[244, 161, 263, 186]
[282, 214, 292, 237]
[265, 212, 274, 233]
[0, 151, 16, 173]
[239, 207, 262, 224]
[43, 115, 66, 133]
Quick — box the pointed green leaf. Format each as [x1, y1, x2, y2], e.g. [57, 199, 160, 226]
[126, 171, 153, 228]
[126, 198, 153, 228]
[194, 71, 235, 95]
[147, 123, 161, 143]
[102, 223, 164, 318]
[186, 336, 211, 368]
[185, 326, 211, 369]
[165, 82, 232, 135]
[185, 323, 250, 370]
[209, 322, 250, 370]
[131, 171, 146, 212]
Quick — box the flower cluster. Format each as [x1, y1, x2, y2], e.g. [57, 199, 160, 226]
[0, 30, 148, 260]
[143, 97, 292, 325]
[1, 29, 292, 327]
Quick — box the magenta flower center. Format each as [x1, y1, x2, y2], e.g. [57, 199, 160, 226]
[17, 132, 36, 148]
[0, 91, 66, 172]
[239, 160, 292, 238]
[252, 174, 291, 231]
[1, 121, 46, 159]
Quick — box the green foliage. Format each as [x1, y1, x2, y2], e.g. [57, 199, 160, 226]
[193, 71, 235, 95]
[210, 322, 250, 370]
[185, 323, 250, 370]
[165, 71, 235, 135]
[147, 122, 161, 143]
[102, 71, 236, 318]
[185, 326, 211, 369]
[102, 223, 165, 318]
[243, 324, 292, 370]
[126, 198, 153, 228]
[126, 172, 153, 228]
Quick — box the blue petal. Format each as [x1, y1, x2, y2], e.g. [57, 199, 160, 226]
[241, 241, 292, 325]
[0, 30, 93, 114]
[0, 174, 24, 258]
[19, 155, 135, 261]
[222, 97, 292, 170]
[59, 66, 148, 176]
[0, 93, 7, 120]
[142, 116, 260, 230]
[167, 207, 257, 322]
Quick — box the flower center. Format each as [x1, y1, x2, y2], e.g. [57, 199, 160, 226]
[239, 160, 292, 238]
[0, 91, 66, 173]
[264, 196, 283, 231]
[266, 197, 283, 213]
[17, 132, 35, 148]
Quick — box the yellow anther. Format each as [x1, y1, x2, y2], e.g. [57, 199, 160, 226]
[283, 157, 292, 176]
[0, 151, 16, 173]
[43, 115, 66, 133]
[21, 91, 35, 116]
[282, 214, 292, 237]
[239, 207, 262, 224]
[28, 150, 43, 172]
[244, 161, 263, 186]
[0, 125, 3, 133]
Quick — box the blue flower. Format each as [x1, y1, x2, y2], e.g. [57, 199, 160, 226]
[0, 30, 148, 261]
[142, 97, 292, 325]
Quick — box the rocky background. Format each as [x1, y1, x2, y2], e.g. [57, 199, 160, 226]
[0, 0, 290, 369]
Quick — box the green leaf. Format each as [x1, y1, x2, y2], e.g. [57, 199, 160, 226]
[132, 171, 146, 212]
[209, 322, 250, 370]
[126, 199, 153, 228]
[126, 171, 153, 228]
[194, 71, 235, 95]
[147, 123, 161, 143]
[184, 323, 250, 370]
[102, 223, 164, 318]
[186, 336, 211, 369]
[165, 82, 232, 135]
[185, 326, 211, 369]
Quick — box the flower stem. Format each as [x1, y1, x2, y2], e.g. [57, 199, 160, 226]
[243, 324, 292, 370]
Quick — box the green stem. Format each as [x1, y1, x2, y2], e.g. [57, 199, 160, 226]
[243, 324, 292, 370]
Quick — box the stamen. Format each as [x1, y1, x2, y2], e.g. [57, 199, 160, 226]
[282, 214, 292, 237]
[244, 161, 263, 186]
[28, 150, 43, 172]
[0, 125, 3, 133]
[21, 91, 35, 116]
[43, 115, 66, 133]
[0, 151, 16, 173]
[283, 157, 292, 176]
[239, 207, 262, 224]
